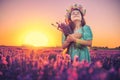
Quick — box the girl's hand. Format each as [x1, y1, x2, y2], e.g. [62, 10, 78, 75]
[65, 34, 74, 43]
[66, 33, 82, 43]
[69, 34, 77, 42]
[65, 34, 76, 43]
[72, 33, 82, 39]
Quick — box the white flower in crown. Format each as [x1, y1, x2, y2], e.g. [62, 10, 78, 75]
[65, 4, 86, 19]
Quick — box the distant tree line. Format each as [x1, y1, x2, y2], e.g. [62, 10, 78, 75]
[91, 46, 120, 50]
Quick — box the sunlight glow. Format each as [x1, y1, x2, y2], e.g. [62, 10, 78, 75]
[24, 32, 48, 47]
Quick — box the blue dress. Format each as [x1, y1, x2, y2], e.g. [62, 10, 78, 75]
[62, 25, 93, 62]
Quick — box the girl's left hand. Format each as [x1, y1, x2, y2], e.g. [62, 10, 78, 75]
[68, 34, 77, 42]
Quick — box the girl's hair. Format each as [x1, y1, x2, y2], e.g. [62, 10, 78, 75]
[67, 9, 86, 32]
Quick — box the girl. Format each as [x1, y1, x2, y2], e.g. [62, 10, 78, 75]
[62, 4, 93, 62]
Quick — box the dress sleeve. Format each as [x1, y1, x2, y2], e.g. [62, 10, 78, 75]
[62, 34, 66, 44]
[83, 25, 93, 40]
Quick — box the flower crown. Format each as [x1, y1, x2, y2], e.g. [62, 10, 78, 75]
[65, 4, 86, 19]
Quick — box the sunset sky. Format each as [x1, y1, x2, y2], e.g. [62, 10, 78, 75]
[0, 0, 120, 48]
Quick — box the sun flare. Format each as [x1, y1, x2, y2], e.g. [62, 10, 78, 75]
[24, 32, 48, 47]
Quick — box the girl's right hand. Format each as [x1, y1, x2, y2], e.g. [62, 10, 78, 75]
[73, 33, 82, 39]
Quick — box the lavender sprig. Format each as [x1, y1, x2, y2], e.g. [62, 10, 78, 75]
[51, 22, 73, 36]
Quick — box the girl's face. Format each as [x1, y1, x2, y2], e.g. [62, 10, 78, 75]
[70, 10, 82, 22]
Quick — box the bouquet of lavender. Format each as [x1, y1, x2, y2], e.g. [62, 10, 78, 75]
[51, 22, 73, 36]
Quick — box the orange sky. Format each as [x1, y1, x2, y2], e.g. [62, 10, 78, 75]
[0, 0, 120, 48]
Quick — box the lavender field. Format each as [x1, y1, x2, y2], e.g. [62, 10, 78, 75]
[0, 46, 120, 80]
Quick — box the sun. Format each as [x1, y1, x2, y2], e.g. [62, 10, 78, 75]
[24, 32, 48, 47]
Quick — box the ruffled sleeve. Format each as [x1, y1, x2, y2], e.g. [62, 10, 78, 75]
[83, 25, 93, 40]
[62, 34, 66, 44]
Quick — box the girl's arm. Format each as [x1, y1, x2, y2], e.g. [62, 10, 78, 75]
[62, 40, 70, 49]
[62, 33, 82, 49]
[71, 26, 93, 47]
[75, 38, 92, 47]
[69, 34, 92, 47]
[62, 35, 73, 49]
